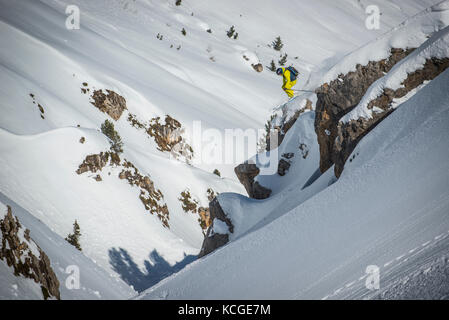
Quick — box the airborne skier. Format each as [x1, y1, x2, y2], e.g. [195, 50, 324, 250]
[276, 66, 299, 98]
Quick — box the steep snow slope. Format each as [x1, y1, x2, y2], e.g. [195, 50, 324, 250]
[0, 0, 445, 297]
[0, 125, 242, 292]
[139, 68, 449, 299]
[0, 193, 136, 300]
[214, 111, 336, 241]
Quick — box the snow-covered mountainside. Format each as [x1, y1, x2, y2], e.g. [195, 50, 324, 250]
[139, 2, 449, 299]
[140, 64, 449, 301]
[1, 0, 448, 299]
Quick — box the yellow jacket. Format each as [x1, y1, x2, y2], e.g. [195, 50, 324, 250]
[281, 68, 297, 98]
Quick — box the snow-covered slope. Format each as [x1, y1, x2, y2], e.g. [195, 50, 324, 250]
[140, 68, 449, 300]
[0, 0, 447, 299]
[0, 193, 135, 300]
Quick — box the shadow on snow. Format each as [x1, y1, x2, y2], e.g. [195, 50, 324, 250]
[109, 247, 196, 292]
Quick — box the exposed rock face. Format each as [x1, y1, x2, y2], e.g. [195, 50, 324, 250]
[128, 114, 194, 163]
[178, 189, 213, 232]
[234, 163, 271, 199]
[315, 48, 415, 173]
[198, 198, 234, 258]
[0, 206, 60, 300]
[76, 151, 120, 175]
[334, 57, 449, 177]
[119, 160, 170, 228]
[198, 207, 212, 231]
[278, 153, 294, 176]
[77, 152, 170, 228]
[266, 99, 313, 151]
[252, 63, 263, 72]
[91, 89, 127, 121]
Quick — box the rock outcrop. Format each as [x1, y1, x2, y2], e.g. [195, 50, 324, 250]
[252, 63, 263, 72]
[333, 57, 449, 177]
[128, 113, 194, 163]
[77, 152, 170, 228]
[198, 198, 234, 258]
[266, 99, 313, 151]
[315, 48, 415, 174]
[178, 189, 213, 232]
[277, 153, 294, 176]
[91, 89, 127, 121]
[0, 206, 60, 300]
[76, 151, 120, 175]
[119, 160, 170, 228]
[234, 163, 271, 199]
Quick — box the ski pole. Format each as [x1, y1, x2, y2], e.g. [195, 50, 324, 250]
[291, 89, 315, 93]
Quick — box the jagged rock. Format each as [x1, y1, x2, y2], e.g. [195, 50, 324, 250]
[234, 163, 272, 199]
[178, 190, 212, 232]
[277, 159, 291, 176]
[0, 206, 60, 300]
[198, 198, 234, 257]
[91, 89, 127, 121]
[129, 114, 194, 162]
[77, 152, 170, 228]
[315, 48, 415, 173]
[119, 161, 169, 228]
[178, 190, 198, 213]
[76, 151, 120, 175]
[252, 63, 263, 72]
[79, 137, 85, 144]
[333, 57, 449, 177]
[266, 99, 313, 151]
[299, 143, 309, 159]
[206, 188, 216, 202]
[198, 207, 212, 231]
[277, 153, 295, 176]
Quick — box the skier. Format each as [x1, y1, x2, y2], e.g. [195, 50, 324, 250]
[276, 66, 299, 98]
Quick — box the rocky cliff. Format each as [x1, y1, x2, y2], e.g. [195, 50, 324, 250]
[315, 48, 415, 175]
[0, 206, 60, 300]
[334, 57, 449, 177]
[198, 198, 234, 258]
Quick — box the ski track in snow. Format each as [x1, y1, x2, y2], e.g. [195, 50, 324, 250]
[322, 230, 449, 300]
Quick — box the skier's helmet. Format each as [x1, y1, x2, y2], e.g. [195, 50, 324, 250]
[276, 68, 283, 75]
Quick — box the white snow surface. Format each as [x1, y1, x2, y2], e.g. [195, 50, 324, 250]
[0, 195, 136, 300]
[139, 69, 449, 299]
[313, 0, 449, 87]
[1, 0, 448, 299]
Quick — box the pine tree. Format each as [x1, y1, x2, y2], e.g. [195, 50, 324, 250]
[272, 36, 284, 51]
[101, 119, 123, 153]
[181, 28, 187, 36]
[226, 26, 235, 38]
[213, 169, 221, 177]
[268, 60, 277, 72]
[175, 0, 182, 6]
[65, 220, 82, 251]
[233, 32, 239, 40]
[279, 53, 288, 66]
